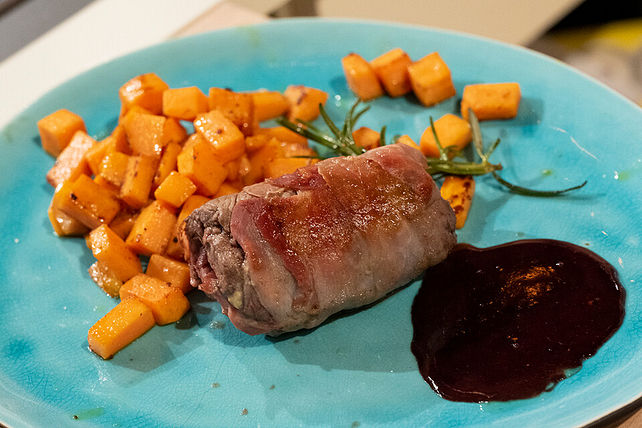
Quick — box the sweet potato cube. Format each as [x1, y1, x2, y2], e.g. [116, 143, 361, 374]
[244, 134, 270, 153]
[48, 205, 88, 237]
[120, 155, 158, 209]
[396, 135, 421, 151]
[98, 151, 130, 187]
[37, 109, 86, 157]
[161, 118, 187, 146]
[265, 157, 315, 179]
[108, 209, 138, 240]
[146, 254, 191, 294]
[341, 53, 384, 100]
[58, 174, 120, 229]
[88, 261, 123, 297]
[243, 138, 281, 185]
[162, 86, 208, 121]
[215, 182, 241, 198]
[440, 175, 475, 229]
[110, 124, 131, 153]
[152, 141, 182, 190]
[122, 111, 167, 157]
[89, 224, 142, 282]
[46, 130, 95, 188]
[208, 88, 256, 136]
[164, 234, 185, 261]
[119, 274, 190, 325]
[88, 297, 155, 359]
[420, 114, 472, 158]
[126, 200, 177, 255]
[254, 126, 308, 146]
[119, 72, 169, 115]
[177, 195, 211, 225]
[93, 175, 120, 196]
[177, 136, 228, 196]
[193, 110, 246, 163]
[408, 52, 456, 107]
[224, 157, 242, 182]
[281, 142, 318, 158]
[352, 127, 380, 151]
[370, 48, 413, 97]
[251, 90, 290, 122]
[48, 181, 89, 236]
[461, 83, 521, 121]
[85, 139, 110, 176]
[154, 171, 196, 208]
[284, 85, 329, 121]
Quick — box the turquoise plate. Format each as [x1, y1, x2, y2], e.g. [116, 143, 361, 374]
[1, 19, 641, 428]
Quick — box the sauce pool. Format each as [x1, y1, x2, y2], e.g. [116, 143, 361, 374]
[411, 239, 625, 402]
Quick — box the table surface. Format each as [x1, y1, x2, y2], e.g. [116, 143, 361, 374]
[0, 1, 639, 426]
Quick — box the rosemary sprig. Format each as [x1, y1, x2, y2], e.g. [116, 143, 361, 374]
[276, 101, 366, 156]
[466, 107, 587, 196]
[276, 101, 587, 197]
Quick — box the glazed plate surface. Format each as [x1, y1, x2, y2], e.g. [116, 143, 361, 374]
[0, 19, 641, 427]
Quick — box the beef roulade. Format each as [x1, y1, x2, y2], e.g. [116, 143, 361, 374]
[181, 143, 456, 335]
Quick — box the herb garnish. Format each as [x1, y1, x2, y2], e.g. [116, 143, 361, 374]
[276, 101, 587, 196]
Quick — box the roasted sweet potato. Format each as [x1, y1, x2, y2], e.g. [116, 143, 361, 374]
[251, 90, 289, 122]
[208, 87, 256, 135]
[440, 175, 475, 229]
[126, 200, 176, 256]
[161, 118, 188, 146]
[395, 135, 421, 151]
[88, 297, 155, 359]
[122, 110, 167, 157]
[461, 83, 521, 121]
[88, 261, 123, 298]
[48, 180, 89, 236]
[264, 157, 315, 178]
[176, 136, 228, 196]
[152, 141, 181, 189]
[46, 131, 95, 188]
[420, 114, 472, 158]
[408, 52, 456, 107]
[146, 254, 192, 294]
[154, 171, 197, 208]
[88, 224, 142, 282]
[193, 110, 246, 163]
[119, 274, 190, 325]
[58, 174, 120, 229]
[341, 53, 384, 100]
[98, 151, 130, 187]
[352, 127, 380, 151]
[177, 195, 211, 225]
[162, 86, 209, 121]
[37, 109, 86, 157]
[119, 72, 169, 115]
[254, 126, 308, 146]
[120, 155, 158, 209]
[370, 48, 412, 97]
[108, 209, 138, 240]
[284, 85, 328, 121]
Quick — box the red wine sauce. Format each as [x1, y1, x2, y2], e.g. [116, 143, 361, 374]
[411, 239, 625, 402]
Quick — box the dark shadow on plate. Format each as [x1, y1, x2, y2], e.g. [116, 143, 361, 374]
[265, 282, 419, 373]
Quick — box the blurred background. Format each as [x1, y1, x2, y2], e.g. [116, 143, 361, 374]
[1, 0, 641, 126]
